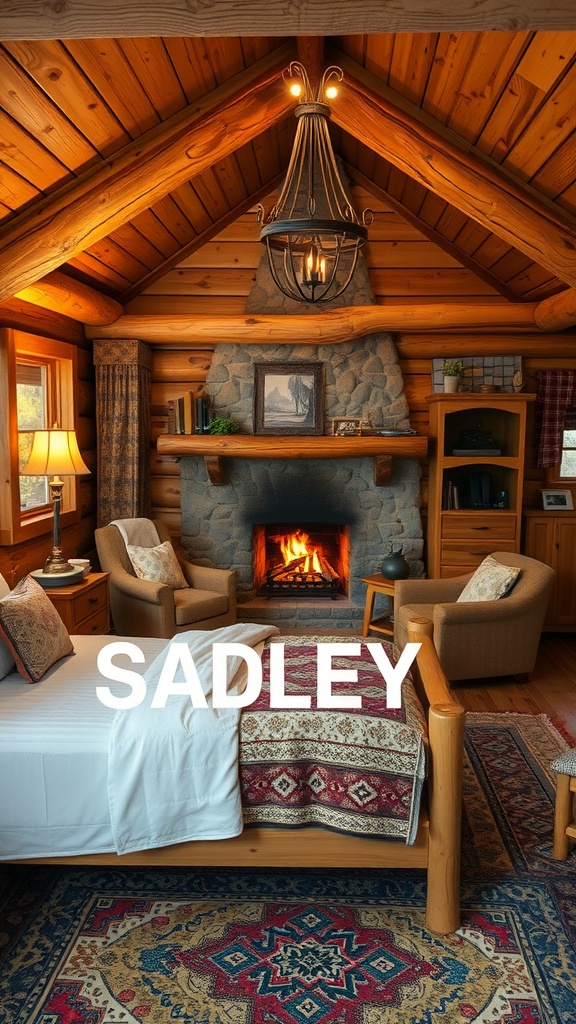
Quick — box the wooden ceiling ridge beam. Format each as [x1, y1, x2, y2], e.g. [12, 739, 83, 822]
[346, 164, 520, 303]
[14, 270, 123, 326]
[0, 43, 297, 304]
[330, 50, 576, 292]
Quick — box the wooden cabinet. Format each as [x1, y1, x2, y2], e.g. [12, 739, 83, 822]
[45, 572, 110, 635]
[523, 511, 576, 630]
[426, 394, 534, 578]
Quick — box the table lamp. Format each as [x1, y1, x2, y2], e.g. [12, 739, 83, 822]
[22, 426, 90, 585]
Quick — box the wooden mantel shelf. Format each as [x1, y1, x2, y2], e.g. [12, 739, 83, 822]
[157, 433, 428, 486]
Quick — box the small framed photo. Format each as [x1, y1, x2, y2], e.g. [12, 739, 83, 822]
[332, 417, 362, 437]
[541, 488, 574, 510]
[253, 361, 323, 435]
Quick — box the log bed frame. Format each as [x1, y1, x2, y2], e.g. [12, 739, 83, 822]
[18, 618, 465, 935]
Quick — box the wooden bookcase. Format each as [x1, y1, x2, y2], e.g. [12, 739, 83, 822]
[426, 393, 534, 578]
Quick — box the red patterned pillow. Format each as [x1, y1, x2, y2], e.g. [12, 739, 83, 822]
[0, 575, 74, 682]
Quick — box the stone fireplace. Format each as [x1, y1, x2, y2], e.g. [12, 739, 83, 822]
[176, 215, 424, 629]
[178, 333, 424, 630]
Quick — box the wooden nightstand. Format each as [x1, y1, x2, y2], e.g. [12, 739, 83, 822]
[44, 572, 110, 635]
[361, 573, 396, 638]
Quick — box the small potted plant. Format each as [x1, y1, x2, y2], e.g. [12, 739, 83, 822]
[442, 359, 464, 393]
[209, 416, 239, 435]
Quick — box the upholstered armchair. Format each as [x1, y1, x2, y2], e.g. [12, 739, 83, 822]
[95, 519, 237, 638]
[393, 551, 555, 682]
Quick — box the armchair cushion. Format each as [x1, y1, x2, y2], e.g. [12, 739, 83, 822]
[174, 588, 229, 624]
[456, 555, 521, 603]
[126, 540, 189, 590]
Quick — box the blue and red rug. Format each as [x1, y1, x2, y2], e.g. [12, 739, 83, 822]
[1, 713, 575, 1023]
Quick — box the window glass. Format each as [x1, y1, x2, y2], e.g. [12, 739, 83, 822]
[17, 361, 50, 511]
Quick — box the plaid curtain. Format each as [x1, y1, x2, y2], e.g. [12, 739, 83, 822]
[534, 370, 576, 469]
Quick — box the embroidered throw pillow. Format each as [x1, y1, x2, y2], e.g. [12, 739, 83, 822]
[0, 573, 16, 680]
[126, 540, 189, 589]
[456, 555, 521, 603]
[0, 575, 74, 682]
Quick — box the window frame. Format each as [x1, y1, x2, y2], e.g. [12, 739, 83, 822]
[0, 328, 81, 546]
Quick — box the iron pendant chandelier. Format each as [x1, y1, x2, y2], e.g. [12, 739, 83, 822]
[258, 62, 371, 304]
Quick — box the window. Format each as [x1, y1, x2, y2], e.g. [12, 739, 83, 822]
[0, 329, 80, 546]
[558, 429, 576, 479]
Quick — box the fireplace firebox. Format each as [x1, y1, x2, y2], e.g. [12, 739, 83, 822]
[254, 522, 350, 599]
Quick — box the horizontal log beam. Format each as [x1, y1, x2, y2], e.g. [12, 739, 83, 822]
[0, 45, 295, 303]
[87, 304, 540, 345]
[15, 270, 123, 326]
[533, 288, 576, 331]
[333, 58, 576, 291]
[1, 0, 575, 37]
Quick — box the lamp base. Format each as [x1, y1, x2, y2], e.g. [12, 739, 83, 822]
[31, 567, 84, 588]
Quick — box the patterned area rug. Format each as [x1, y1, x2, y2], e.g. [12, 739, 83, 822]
[1, 712, 575, 1024]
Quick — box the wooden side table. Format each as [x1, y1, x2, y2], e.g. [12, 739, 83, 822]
[44, 572, 110, 635]
[361, 573, 396, 638]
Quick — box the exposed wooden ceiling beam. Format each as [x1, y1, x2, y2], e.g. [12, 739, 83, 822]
[346, 164, 520, 303]
[296, 38, 326, 93]
[534, 288, 576, 331]
[331, 56, 576, 292]
[1, 0, 575, 38]
[87, 304, 542, 345]
[0, 44, 296, 304]
[15, 270, 122, 325]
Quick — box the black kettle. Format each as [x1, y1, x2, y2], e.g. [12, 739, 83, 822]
[380, 544, 410, 580]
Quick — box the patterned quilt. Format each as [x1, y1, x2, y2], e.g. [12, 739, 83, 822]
[239, 636, 428, 844]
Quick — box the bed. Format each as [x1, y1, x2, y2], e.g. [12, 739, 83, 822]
[0, 617, 465, 935]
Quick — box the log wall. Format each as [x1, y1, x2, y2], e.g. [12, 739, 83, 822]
[142, 189, 576, 536]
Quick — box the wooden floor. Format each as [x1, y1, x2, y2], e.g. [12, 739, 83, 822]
[453, 632, 576, 741]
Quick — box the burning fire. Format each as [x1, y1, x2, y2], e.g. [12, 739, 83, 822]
[274, 529, 323, 574]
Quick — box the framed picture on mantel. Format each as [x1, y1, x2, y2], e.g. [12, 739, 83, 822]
[253, 362, 324, 435]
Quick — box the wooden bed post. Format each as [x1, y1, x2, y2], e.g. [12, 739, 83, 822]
[408, 618, 465, 935]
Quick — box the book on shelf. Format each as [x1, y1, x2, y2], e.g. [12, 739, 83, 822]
[443, 479, 460, 509]
[168, 391, 197, 434]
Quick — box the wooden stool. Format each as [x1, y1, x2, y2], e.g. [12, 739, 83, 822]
[551, 749, 576, 860]
[361, 573, 396, 638]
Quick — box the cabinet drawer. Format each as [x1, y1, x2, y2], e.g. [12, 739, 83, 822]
[74, 607, 110, 636]
[73, 582, 108, 626]
[441, 538, 517, 566]
[441, 513, 517, 540]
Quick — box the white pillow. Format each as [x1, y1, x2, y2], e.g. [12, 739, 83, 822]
[457, 555, 521, 603]
[0, 573, 16, 679]
[126, 540, 189, 589]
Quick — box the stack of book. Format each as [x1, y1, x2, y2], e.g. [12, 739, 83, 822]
[167, 392, 211, 434]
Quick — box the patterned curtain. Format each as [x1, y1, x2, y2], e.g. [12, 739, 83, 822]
[93, 340, 152, 526]
[534, 369, 576, 468]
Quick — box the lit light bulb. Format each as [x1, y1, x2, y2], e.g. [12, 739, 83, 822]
[289, 82, 302, 97]
[325, 85, 338, 99]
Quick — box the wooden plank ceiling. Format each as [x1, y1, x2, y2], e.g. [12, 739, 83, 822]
[0, 27, 575, 317]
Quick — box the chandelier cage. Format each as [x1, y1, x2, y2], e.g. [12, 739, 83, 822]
[258, 62, 372, 303]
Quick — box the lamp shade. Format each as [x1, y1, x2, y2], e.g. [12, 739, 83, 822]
[22, 428, 90, 477]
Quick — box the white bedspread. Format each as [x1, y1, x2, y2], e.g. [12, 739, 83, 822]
[108, 623, 278, 854]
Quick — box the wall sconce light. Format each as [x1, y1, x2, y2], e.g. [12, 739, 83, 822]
[257, 62, 372, 304]
[22, 426, 90, 585]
